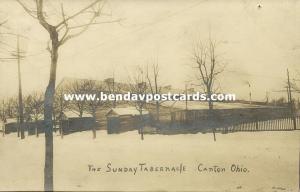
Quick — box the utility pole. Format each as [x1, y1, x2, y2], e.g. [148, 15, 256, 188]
[247, 82, 252, 105]
[287, 68, 297, 130]
[0, 33, 26, 138]
[13, 35, 25, 139]
[286, 86, 290, 103]
[244, 81, 252, 104]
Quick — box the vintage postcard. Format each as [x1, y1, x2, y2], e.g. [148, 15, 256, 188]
[0, 0, 299, 191]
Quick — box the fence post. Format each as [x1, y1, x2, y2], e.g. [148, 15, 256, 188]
[255, 119, 259, 131]
[292, 116, 297, 130]
[2, 124, 5, 137]
[224, 125, 228, 134]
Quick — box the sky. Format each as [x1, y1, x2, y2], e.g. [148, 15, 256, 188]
[0, 0, 299, 101]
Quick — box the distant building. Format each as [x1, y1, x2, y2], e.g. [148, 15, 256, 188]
[163, 85, 172, 91]
[106, 107, 150, 134]
[161, 100, 290, 131]
[104, 78, 114, 86]
[60, 111, 95, 135]
[3, 118, 18, 134]
[0, 120, 4, 134]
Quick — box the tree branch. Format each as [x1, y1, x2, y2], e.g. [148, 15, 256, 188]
[55, 0, 101, 29]
[16, 0, 37, 19]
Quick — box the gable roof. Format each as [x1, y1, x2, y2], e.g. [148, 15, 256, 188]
[5, 118, 18, 124]
[63, 111, 93, 118]
[161, 100, 281, 110]
[106, 107, 149, 116]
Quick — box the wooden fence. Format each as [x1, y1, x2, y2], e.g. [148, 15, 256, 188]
[216, 116, 300, 133]
[168, 109, 300, 134]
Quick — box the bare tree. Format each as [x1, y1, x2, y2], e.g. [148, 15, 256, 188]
[24, 92, 44, 137]
[17, 0, 119, 190]
[85, 80, 107, 139]
[3, 97, 18, 119]
[105, 79, 124, 107]
[0, 97, 18, 135]
[191, 38, 225, 141]
[7, 96, 21, 136]
[54, 87, 69, 138]
[104, 77, 117, 107]
[128, 66, 148, 140]
[192, 38, 225, 110]
[68, 80, 89, 117]
[146, 60, 162, 122]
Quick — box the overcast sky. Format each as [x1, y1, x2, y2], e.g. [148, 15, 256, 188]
[0, 0, 299, 101]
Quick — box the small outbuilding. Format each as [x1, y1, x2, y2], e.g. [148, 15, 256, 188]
[106, 107, 150, 134]
[26, 115, 45, 136]
[0, 120, 4, 135]
[3, 118, 19, 134]
[61, 111, 95, 135]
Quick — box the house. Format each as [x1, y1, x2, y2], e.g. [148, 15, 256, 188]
[4, 118, 18, 134]
[60, 111, 95, 135]
[0, 120, 4, 135]
[26, 115, 45, 136]
[106, 107, 150, 134]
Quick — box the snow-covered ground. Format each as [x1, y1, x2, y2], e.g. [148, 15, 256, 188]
[0, 130, 299, 191]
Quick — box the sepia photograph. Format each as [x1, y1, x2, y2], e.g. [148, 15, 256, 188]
[0, 0, 299, 191]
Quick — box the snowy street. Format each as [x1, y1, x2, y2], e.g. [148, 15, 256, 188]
[0, 130, 299, 191]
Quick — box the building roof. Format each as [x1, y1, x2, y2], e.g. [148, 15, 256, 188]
[63, 111, 93, 118]
[29, 114, 44, 121]
[5, 118, 18, 124]
[161, 101, 279, 110]
[106, 107, 149, 116]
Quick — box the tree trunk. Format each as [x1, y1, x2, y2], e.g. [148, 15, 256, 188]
[2, 124, 5, 137]
[156, 101, 160, 122]
[17, 116, 20, 137]
[139, 111, 144, 140]
[92, 126, 96, 139]
[208, 92, 213, 110]
[59, 112, 63, 139]
[35, 120, 39, 137]
[44, 42, 58, 191]
[44, 82, 55, 191]
[207, 95, 216, 142]
[60, 119, 63, 139]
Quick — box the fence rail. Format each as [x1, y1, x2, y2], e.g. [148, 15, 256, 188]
[169, 109, 300, 133]
[216, 116, 299, 133]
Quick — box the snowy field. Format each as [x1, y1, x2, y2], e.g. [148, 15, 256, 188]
[0, 130, 299, 191]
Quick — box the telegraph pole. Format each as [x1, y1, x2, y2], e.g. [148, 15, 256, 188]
[15, 35, 25, 139]
[0, 33, 26, 138]
[247, 82, 252, 105]
[287, 68, 297, 130]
